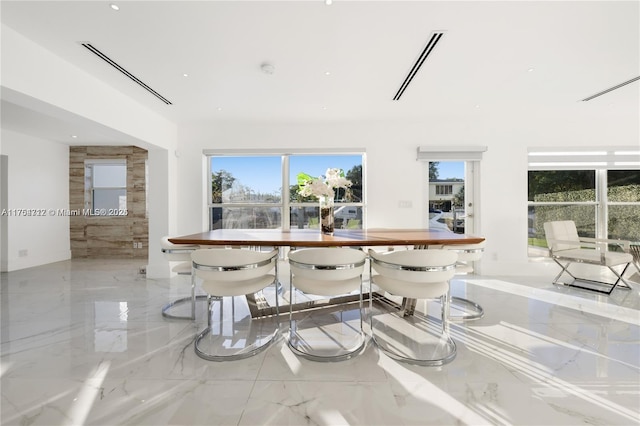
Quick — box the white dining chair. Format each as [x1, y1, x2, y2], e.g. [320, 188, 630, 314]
[192, 248, 280, 361]
[440, 240, 486, 320]
[287, 247, 367, 362]
[368, 248, 458, 366]
[160, 236, 204, 320]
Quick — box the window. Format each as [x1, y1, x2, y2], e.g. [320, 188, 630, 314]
[207, 152, 364, 230]
[435, 184, 453, 195]
[527, 148, 640, 257]
[84, 160, 127, 214]
[607, 170, 640, 240]
[527, 170, 597, 255]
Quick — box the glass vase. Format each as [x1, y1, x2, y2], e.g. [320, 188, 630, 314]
[319, 195, 335, 235]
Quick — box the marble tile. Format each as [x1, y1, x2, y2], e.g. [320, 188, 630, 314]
[239, 380, 402, 426]
[1, 259, 639, 425]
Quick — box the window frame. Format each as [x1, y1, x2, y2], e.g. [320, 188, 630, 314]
[205, 149, 366, 231]
[435, 184, 453, 196]
[84, 159, 127, 216]
[527, 164, 640, 257]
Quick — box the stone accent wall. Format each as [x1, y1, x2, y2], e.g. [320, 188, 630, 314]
[70, 146, 148, 258]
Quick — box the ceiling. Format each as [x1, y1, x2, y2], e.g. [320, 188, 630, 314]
[1, 0, 639, 145]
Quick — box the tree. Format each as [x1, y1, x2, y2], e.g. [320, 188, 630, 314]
[345, 165, 362, 202]
[453, 185, 465, 208]
[289, 165, 363, 202]
[528, 170, 595, 202]
[211, 170, 236, 203]
[429, 162, 439, 180]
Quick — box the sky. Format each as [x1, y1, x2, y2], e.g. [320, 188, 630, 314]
[211, 155, 361, 194]
[210, 156, 464, 194]
[436, 161, 465, 180]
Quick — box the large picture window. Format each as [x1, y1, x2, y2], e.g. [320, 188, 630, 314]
[527, 148, 640, 257]
[208, 152, 364, 231]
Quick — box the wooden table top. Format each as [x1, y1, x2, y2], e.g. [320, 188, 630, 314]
[169, 228, 485, 247]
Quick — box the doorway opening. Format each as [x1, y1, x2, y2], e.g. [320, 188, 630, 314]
[426, 160, 479, 235]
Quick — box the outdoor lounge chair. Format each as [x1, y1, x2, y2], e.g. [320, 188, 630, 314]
[543, 220, 639, 295]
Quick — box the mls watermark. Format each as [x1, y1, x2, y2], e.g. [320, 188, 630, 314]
[1, 208, 128, 217]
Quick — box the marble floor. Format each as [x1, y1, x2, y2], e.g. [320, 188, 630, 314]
[1, 258, 639, 426]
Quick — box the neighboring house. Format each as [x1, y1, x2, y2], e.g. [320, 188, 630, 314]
[429, 180, 464, 212]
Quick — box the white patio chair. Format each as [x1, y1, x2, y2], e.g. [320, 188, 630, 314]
[543, 220, 638, 294]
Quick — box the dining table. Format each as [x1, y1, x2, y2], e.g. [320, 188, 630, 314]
[168, 228, 485, 248]
[168, 228, 486, 318]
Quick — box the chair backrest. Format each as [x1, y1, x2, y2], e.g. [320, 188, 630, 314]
[161, 236, 199, 261]
[441, 240, 486, 262]
[192, 248, 278, 283]
[369, 249, 458, 284]
[288, 248, 366, 282]
[543, 221, 581, 252]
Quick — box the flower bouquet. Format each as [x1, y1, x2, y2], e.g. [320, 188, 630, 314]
[297, 168, 352, 234]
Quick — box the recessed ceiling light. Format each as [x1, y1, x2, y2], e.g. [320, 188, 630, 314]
[183, 73, 189, 77]
[217, 107, 223, 111]
[110, 4, 119, 11]
[71, 135, 78, 138]
[475, 104, 480, 109]
[260, 62, 275, 75]
[527, 67, 535, 72]
[325, 71, 331, 76]
[325, 0, 333, 5]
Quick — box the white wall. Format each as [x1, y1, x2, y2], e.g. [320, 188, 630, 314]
[1, 24, 177, 151]
[1, 129, 71, 271]
[146, 147, 173, 278]
[176, 104, 639, 277]
[1, 155, 7, 271]
[1, 23, 180, 273]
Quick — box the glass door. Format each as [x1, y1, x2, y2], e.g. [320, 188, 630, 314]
[426, 161, 478, 235]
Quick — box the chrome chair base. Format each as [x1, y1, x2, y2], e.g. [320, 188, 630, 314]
[194, 296, 279, 361]
[195, 323, 279, 361]
[161, 294, 209, 320]
[288, 310, 366, 362]
[287, 338, 365, 363]
[449, 296, 484, 321]
[371, 313, 457, 367]
[551, 259, 633, 295]
[370, 297, 456, 366]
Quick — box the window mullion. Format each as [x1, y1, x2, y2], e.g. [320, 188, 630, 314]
[282, 155, 290, 231]
[597, 169, 607, 239]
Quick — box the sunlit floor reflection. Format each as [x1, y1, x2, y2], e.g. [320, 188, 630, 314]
[1, 259, 638, 425]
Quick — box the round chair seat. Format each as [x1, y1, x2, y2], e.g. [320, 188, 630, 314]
[171, 261, 192, 275]
[289, 276, 363, 297]
[200, 274, 276, 298]
[372, 274, 449, 300]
